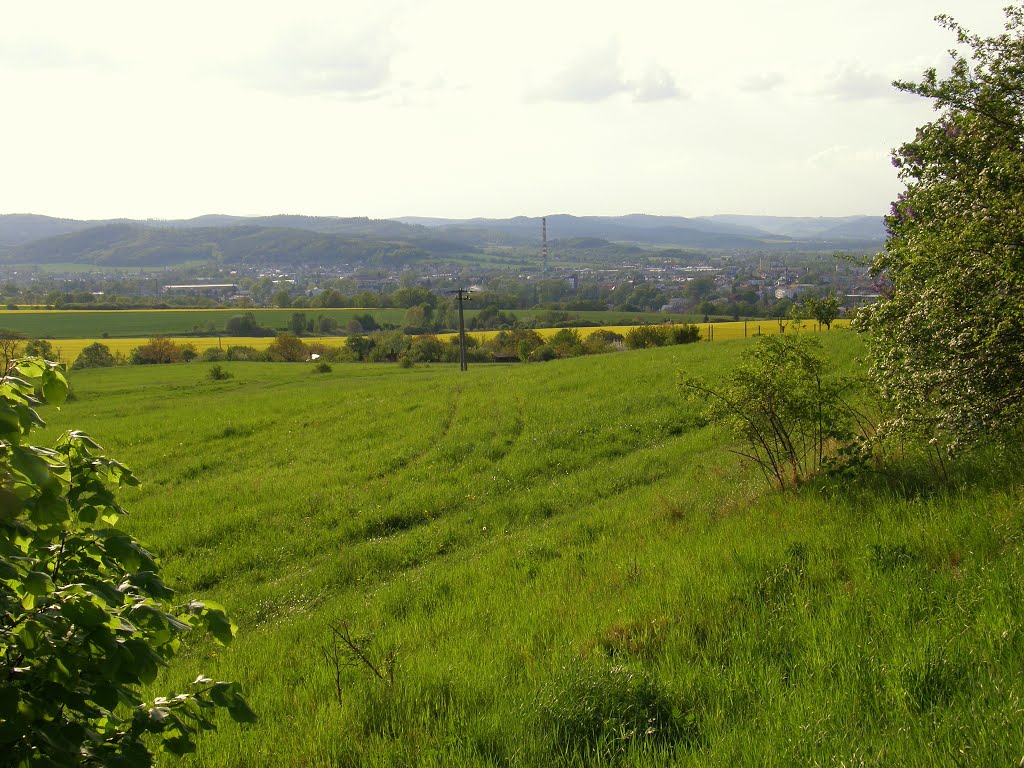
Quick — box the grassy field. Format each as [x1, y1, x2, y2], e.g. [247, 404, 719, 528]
[0, 309, 407, 338]
[33, 332, 1024, 766]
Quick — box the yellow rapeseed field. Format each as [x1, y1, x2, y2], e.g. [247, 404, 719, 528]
[48, 319, 851, 364]
[47, 337, 285, 363]
[436, 319, 851, 344]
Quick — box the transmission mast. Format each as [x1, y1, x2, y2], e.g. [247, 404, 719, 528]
[542, 217, 548, 274]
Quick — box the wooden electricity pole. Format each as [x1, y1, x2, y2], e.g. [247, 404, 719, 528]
[448, 288, 472, 371]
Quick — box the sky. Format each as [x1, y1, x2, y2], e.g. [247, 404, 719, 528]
[0, 0, 1011, 221]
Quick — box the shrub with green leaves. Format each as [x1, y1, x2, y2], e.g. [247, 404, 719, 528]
[208, 364, 233, 381]
[681, 335, 866, 489]
[625, 325, 668, 350]
[0, 358, 252, 765]
[72, 343, 117, 370]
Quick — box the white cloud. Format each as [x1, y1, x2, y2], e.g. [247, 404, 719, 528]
[820, 63, 898, 101]
[805, 145, 852, 168]
[527, 43, 629, 103]
[527, 43, 685, 104]
[739, 72, 785, 93]
[633, 66, 686, 102]
[235, 24, 399, 97]
[0, 39, 117, 73]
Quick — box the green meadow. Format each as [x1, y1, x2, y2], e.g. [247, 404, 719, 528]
[0, 309, 405, 339]
[35, 333, 1024, 766]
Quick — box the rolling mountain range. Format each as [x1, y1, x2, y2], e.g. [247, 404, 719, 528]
[0, 212, 886, 268]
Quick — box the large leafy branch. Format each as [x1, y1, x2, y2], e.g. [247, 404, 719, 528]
[0, 358, 253, 766]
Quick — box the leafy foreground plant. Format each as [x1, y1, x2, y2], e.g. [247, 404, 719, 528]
[681, 335, 870, 489]
[0, 358, 253, 766]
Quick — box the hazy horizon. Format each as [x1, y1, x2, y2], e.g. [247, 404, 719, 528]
[1, 210, 885, 223]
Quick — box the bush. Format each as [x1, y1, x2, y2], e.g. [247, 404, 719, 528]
[528, 344, 558, 362]
[312, 361, 333, 374]
[666, 324, 701, 344]
[405, 335, 445, 363]
[72, 342, 117, 370]
[201, 347, 227, 362]
[316, 316, 339, 335]
[547, 328, 585, 358]
[130, 337, 191, 365]
[681, 335, 866, 489]
[24, 338, 56, 361]
[265, 333, 306, 362]
[208, 364, 233, 381]
[344, 335, 376, 361]
[224, 312, 273, 336]
[625, 326, 668, 350]
[366, 331, 409, 363]
[583, 329, 625, 355]
[0, 359, 253, 763]
[225, 345, 262, 362]
[304, 343, 344, 363]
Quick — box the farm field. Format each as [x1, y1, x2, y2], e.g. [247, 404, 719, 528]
[0, 309, 407, 338]
[36, 319, 853, 364]
[33, 332, 1024, 766]
[438, 319, 852, 345]
[0, 308, 718, 339]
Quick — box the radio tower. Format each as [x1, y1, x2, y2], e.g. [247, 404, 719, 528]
[542, 217, 548, 274]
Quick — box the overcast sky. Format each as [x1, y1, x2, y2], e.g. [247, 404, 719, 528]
[0, 0, 1009, 221]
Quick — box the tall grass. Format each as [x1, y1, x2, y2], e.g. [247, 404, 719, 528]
[35, 332, 1024, 766]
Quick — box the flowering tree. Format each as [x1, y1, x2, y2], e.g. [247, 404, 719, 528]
[860, 7, 1024, 451]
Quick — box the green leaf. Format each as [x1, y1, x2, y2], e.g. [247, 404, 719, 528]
[40, 368, 68, 407]
[0, 686, 19, 719]
[24, 570, 52, 597]
[188, 601, 236, 645]
[0, 557, 19, 580]
[10, 448, 56, 489]
[161, 735, 197, 756]
[227, 698, 258, 724]
[102, 533, 157, 573]
[90, 683, 120, 712]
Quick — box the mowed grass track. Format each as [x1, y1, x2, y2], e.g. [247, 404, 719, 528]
[35, 334, 1024, 766]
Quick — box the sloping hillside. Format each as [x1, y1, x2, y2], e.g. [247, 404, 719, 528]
[12, 223, 476, 267]
[36, 334, 1024, 766]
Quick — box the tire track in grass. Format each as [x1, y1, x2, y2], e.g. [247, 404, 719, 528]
[350, 383, 466, 543]
[369, 382, 463, 480]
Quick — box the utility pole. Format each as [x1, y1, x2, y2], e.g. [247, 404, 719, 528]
[448, 288, 472, 371]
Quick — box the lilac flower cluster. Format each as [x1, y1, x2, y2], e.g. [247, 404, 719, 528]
[889, 193, 917, 223]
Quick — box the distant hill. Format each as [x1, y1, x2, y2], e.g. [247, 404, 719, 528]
[699, 214, 886, 241]
[397, 213, 884, 250]
[0, 214, 106, 247]
[11, 221, 476, 268]
[0, 212, 886, 268]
